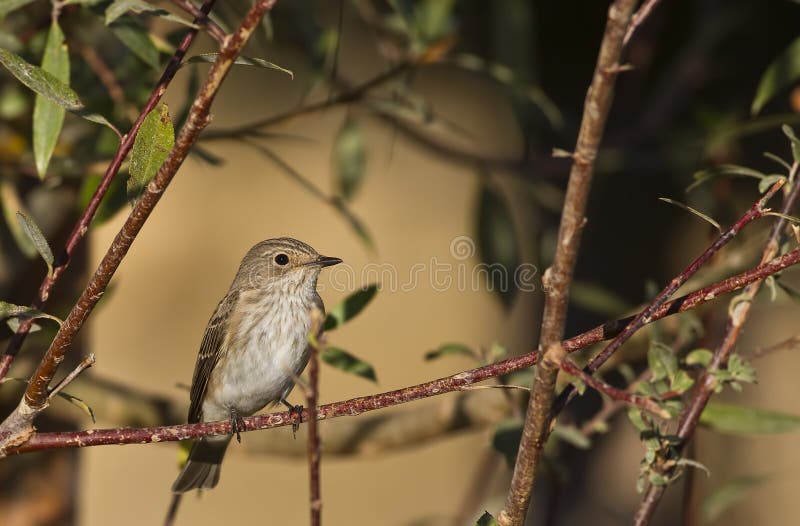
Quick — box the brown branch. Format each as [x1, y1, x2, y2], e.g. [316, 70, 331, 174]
[634, 163, 800, 525]
[0, 0, 279, 454]
[551, 180, 785, 420]
[80, 46, 138, 123]
[557, 354, 667, 418]
[7, 246, 800, 456]
[624, 0, 664, 45]
[170, 0, 227, 44]
[47, 353, 94, 402]
[0, 0, 220, 384]
[497, 2, 638, 524]
[305, 310, 324, 526]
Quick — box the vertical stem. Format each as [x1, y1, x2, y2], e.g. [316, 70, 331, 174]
[307, 314, 324, 526]
[496, 1, 638, 524]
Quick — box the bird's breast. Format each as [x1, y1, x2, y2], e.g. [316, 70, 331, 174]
[212, 291, 314, 416]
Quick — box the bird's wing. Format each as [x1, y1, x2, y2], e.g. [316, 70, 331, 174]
[187, 290, 239, 423]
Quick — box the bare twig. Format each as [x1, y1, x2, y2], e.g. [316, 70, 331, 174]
[497, 2, 638, 524]
[80, 46, 138, 122]
[3, 247, 800, 456]
[750, 334, 800, 359]
[554, 180, 784, 415]
[47, 354, 95, 401]
[634, 163, 800, 525]
[0, 0, 279, 454]
[170, 0, 227, 44]
[558, 355, 667, 418]
[0, 0, 220, 384]
[624, 0, 664, 45]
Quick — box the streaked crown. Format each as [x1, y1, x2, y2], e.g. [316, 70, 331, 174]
[233, 237, 341, 290]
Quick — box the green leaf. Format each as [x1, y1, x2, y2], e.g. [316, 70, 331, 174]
[782, 125, 800, 164]
[685, 348, 713, 367]
[16, 211, 54, 276]
[570, 281, 633, 317]
[648, 343, 677, 382]
[333, 119, 366, 201]
[186, 53, 293, 78]
[110, 18, 160, 69]
[105, 0, 198, 28]
[0, 300, 62, 325]
[0, 0, 36, 18]
[658, 198, 721, 232]
[700, 403, 800, 434]
[1, 181, 36, 257]
[323, 284, 378, 331]
[0, 30, 23, 52]
[0, 47, 117, 132]
[424, 343, 477, 361]
[321, 346, 377, 382]
[476, 182, 520, 309]
[128, 102, 174, 201]
[56, 390, 96, 422]
[752, 36, 800, 115]
[552, 424, 591, 449]
[492, 418, 522, 467]
[476, 512, 500, 526]
[702, 476, 767, 523]
[79, 173, 129, 225]
[33, 21, 70, 179]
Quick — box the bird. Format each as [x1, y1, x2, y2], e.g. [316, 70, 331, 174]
[171, 237, 341, 493]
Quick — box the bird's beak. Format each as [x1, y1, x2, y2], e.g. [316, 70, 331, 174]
[308, 255, 342, 268]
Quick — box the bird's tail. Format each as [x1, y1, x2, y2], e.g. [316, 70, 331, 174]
[171, 436, 231, 493]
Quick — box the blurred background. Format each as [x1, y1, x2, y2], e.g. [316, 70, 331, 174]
[2, 0, 800, 524]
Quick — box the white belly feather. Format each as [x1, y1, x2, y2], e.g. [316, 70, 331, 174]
[205, 290, 313, 420]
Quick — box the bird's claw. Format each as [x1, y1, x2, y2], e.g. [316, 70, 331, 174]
[229, 410, 245, 443]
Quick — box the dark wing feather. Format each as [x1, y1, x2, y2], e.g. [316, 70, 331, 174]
[187, 291, 239, 423]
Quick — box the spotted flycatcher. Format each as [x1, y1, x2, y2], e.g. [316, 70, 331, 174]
[171, 237, 341, 493]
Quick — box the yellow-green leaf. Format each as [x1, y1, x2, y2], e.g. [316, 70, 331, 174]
[33, 21, 70, 179]
[476, 512, 500, 526]
[321, 346, 377, 382]
[752, 36, 800, 115]
[106, 0, 198, 28]
[324, 284, 378, 331]
[702, 476, 767, 523]
[128, 103, 173, 201]
[16, 211, 54, 276]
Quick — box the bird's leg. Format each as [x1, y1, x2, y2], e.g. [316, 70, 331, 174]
[281, 399, 303, 438]
[229, 408, 245, 443]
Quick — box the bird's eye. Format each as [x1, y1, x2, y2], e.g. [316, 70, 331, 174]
[274, 253, 289, 265]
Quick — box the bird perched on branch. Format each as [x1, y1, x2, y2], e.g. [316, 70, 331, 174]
[171, 238, 341, 493]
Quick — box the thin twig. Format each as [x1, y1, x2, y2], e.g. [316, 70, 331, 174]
[0, 0, 220, 384]
[623, 0, 664, 45]
[633, 162, 800, 525]
[4, 247, 800, 455]
[80, 46, 138, 123]
[170, 0, 227, 44]
[558, 355, 667, 418]
[554, 180, 784, 415]
[47, 353, 95, 401]
[0, 0, 280, 454]
[497, 2, 639, 524]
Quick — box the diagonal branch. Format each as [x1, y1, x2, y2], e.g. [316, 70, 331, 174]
[633, 162, 800, 525]
[0, 0, 280, 455]
[0, 0, 220, 384]
[6, 246, 800, 456]
[497, 1, 638, 524]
